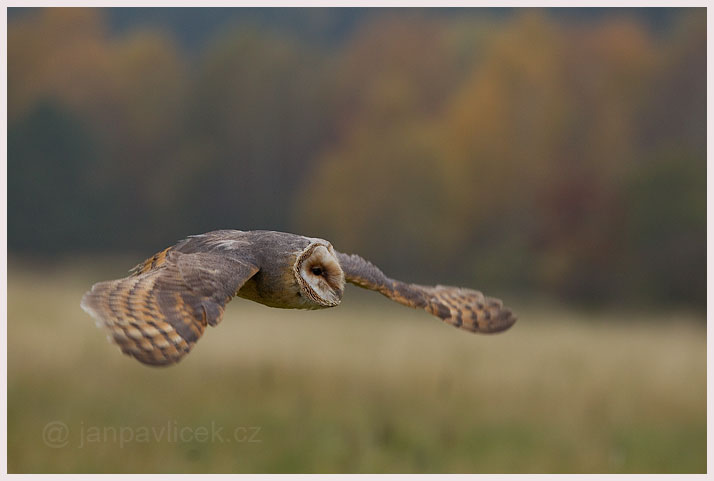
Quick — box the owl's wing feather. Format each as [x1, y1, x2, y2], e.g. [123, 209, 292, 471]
[337, 252, 516, 333]
[81, 250, 258, 366]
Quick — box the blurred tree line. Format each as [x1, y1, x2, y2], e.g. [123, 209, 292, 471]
[8, 8, 705, 308]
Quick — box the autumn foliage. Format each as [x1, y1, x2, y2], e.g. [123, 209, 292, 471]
[8, 8, 705, 307]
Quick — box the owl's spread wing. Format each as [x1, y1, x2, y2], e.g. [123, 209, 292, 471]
[337, 252, 516, 333]
[81, 250, 259, 366]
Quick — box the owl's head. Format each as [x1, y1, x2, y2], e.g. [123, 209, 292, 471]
[293, 241, 345, 307]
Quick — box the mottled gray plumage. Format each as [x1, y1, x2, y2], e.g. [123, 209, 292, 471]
[81, 230, 516, 366]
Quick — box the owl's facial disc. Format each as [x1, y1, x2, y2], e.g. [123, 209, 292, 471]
[294, 243, 345, 307]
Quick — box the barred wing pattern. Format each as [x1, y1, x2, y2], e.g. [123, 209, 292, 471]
[337, 252, 516, 333]
[81, 250, 258, 366]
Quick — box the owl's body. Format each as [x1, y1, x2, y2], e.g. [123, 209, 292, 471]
[175, 230, 338, 310]
[82, 230, 516, 366]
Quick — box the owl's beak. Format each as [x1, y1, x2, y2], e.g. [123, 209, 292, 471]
[323, 286, 343, 307]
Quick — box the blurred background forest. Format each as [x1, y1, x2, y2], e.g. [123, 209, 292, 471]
[8, 7, 705, 309]
[7, 8, 706, 474]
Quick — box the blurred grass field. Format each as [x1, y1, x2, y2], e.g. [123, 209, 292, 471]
[7, 258, 706, 473]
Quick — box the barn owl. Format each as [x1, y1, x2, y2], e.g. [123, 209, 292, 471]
[81, 230, 516, 366]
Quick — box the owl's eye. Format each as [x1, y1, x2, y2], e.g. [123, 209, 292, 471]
[311, 266, 324, 276]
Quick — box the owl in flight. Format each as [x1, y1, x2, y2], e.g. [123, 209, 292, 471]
[81, 230, 516, 366]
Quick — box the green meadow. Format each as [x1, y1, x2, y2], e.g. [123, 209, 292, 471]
[7, 259, 706, 473]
